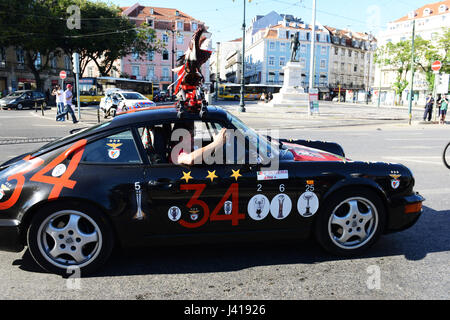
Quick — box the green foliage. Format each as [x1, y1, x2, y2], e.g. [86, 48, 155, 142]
[0, 0, 164, 88]
[375, 28, 450, 95]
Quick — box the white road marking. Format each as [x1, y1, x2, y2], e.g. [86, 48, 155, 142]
[32, 124, 66, 127]
[382, 156, 443, 165]
[396, 146, 436, 149]
[386, 138, 450, 141]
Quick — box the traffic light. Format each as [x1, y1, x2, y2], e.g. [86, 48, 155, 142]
[72, 52, 80, 74]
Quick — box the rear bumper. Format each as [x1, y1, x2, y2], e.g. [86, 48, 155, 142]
[0, 219, 24, 252]
[385, 192, 425, 233]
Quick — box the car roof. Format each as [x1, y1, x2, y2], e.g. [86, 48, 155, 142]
[110, 105, 229, 128]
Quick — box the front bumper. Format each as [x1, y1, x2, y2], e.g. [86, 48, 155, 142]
[0, 219, 24, 252]
[385, 192, 425, 233]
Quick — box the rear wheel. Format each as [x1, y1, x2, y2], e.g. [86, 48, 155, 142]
[27, 203, 114, 275]
[315, 188, 386, 256]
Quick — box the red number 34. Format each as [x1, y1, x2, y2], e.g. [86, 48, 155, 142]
[179, 183, 245, 229]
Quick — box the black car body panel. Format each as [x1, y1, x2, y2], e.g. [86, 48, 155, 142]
[0, 106, 424, 253]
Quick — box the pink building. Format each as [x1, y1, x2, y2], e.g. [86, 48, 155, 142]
[120, 3, 211, 93]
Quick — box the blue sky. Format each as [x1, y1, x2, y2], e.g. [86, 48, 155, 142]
[111, 0, 433, 43]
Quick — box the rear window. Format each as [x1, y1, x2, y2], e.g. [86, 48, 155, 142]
[122, 93, 146, 100]
[81, 130, 142, 164]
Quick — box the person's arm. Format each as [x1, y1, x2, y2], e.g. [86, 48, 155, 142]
[178, 128, 227, 166]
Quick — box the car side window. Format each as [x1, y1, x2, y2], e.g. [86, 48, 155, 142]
[81, 130, 142, 164]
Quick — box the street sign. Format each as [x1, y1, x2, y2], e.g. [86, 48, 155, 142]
[72, 53, 80, 74]
[59, 71, 67, 80]
[309, 90, 319, 115]
[436, 73, 449, 94]
[432, 60, 442, 72]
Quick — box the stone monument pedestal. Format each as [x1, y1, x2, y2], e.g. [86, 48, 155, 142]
[269, 61, 309, 107]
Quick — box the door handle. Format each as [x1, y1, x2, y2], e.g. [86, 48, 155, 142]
[148, 179, 174, 188]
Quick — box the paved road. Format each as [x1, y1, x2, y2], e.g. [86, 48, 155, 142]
[0, 105, 448, 300]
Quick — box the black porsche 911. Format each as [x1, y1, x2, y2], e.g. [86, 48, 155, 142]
[0, 105, 424, 275]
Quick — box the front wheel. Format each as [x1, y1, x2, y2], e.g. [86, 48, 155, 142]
[27, 203, 114, 275]
[315, 188, 386, 257]
[443, 142, 450, 169]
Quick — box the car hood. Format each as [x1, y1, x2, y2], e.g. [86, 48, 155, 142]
[0, 97, 18, 103]
[282, 141, 348, 162]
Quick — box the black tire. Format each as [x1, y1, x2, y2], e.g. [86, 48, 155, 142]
[315, 188, 386, 257]
[16, 103, 23, 110]
[27, 202, 114, 276]
[443, 142, 450, 169]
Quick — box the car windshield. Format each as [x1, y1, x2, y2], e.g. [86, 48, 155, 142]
[122, 93, 146, 100]
[7, 92, 24, 98]
[227, 112, 279, 161]
[31, 121, 112, 155]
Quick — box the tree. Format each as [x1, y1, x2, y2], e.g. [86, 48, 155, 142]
[0, 0, 165, 89]
[375, 41, 412, 104]
[0, 0, 62, 90]
[52, 0, 164, 77]
[414, 37, 441, 92]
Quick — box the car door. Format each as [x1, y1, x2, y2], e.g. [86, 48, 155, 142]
[23, 92, 33, 108]
[74, 128, 149, 241]
[135, 118, 260, 238]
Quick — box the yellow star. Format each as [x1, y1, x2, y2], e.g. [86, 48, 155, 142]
[230, 169, 242, 181]
[206, 170, 218, 182]
[181, 171, 193, 183]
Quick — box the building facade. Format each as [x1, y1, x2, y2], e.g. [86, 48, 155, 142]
[210, 11, 376, 101]
[374, 0, 450, 105]
[119, 3, 210, 93]
[244, 17, 331, 96]
[210, 38, 242, 85]
[326, 27, 377, 102]
[0, 46, 74, 97]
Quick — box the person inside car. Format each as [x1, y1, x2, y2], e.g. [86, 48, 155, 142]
[170, 121, 227, 166]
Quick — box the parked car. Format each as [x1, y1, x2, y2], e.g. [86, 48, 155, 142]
[0, 105, 424, 275]
[100, 90, 155, 118]
[0, 90, 47, 110]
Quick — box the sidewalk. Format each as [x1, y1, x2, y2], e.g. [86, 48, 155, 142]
[31, 101, 445, 131]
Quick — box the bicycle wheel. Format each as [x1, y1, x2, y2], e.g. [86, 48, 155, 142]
[443, 142, 450, 169]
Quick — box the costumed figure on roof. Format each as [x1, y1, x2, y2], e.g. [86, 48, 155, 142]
[169, 26, 212, 118]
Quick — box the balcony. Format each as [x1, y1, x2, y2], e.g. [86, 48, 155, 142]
[160, 76, 172, 82]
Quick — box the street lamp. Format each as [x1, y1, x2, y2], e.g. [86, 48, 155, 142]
[239, 0, 250, 112]
[166, 28, 181, 99]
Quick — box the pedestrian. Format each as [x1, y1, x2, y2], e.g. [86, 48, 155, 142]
[60, 84, 78, 124]
[52, 85, 65, 122]
[440, 96, 448, 124]
[260, 92, 266, 103]
[268, 92, 273, 101]
[423, 93, 434, 122]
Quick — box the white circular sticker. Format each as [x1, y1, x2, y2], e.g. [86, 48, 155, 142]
[297, 191, 319, 217]
[247, 194, 270, 221]
[270, 193, 292, 220]
[52, 164, 67, 177]
[168, 206, 182, 222]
